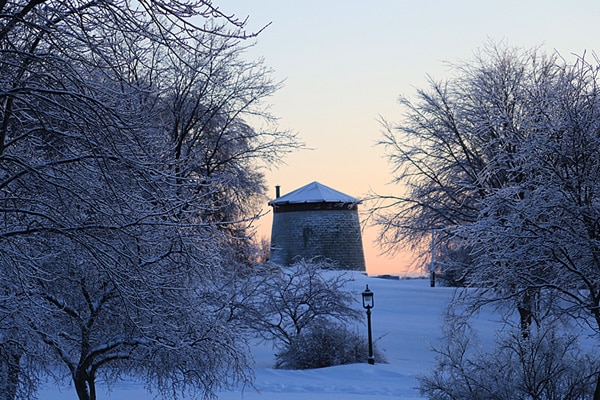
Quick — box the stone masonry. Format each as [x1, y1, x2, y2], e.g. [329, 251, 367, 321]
[269, 182, 366, 271]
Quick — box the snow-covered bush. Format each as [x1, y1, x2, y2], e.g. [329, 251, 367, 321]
[239, 259, 383, 370]
[274, 321, 386, 369]
[418, 317, 599, 400]
[248, 259, 361, 348]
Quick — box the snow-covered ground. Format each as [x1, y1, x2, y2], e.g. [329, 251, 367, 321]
[40, 272, 500, 400]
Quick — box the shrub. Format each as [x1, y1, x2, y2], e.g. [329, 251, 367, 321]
[248, 259, 361, 347]
[274, 321, 386, 369]
[418, 318, 599, 400]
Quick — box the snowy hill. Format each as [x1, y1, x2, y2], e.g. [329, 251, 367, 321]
[41, 273, 498, 400]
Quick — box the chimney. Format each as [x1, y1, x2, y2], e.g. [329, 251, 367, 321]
[275, 185, 281, 198]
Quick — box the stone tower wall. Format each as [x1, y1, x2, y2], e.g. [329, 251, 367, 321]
[270, 208, 366, 271]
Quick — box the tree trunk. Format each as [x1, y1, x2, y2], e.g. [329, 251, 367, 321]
[517, 305, 532, 339]
[88, 374, 96, 400]
[517, 288, 536, 340]
[74, 369, 92, 400]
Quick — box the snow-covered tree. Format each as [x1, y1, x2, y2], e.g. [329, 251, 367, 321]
[375, 42, 600, 396]
[373, 43, 556, 277]
[245, 259, 361, 349]
[0, 1, 296, 399]
[154, 38, 298, 262]
[419, 311, 599, 400]
[462, 52, 600, 395]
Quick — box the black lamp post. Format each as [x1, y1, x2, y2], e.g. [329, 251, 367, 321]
[361, 284, 375, 365]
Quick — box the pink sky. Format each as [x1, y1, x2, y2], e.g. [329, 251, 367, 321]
[229, 0, 600, 275]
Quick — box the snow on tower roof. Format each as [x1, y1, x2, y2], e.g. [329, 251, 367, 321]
[268, 181, 361, 206]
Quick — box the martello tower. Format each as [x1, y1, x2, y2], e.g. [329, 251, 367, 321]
[268, 181, 366, 271]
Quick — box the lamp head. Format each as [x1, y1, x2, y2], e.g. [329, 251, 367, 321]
[362, 285, 374, 309]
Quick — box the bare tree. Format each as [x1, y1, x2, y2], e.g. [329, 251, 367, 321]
[246, 259, 361, 348]
[0, 1, 296, 399]
[419, 311, 599, 400]
[374, 42, 600, 397]
[372, 43, 555, 272]
[153, 35, 299, 261]
[462, 52, 600, 396]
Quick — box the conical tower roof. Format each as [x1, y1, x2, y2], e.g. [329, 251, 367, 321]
[268, 181, 361, 206]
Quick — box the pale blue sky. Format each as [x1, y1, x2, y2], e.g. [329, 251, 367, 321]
[224, 1, 600, 275]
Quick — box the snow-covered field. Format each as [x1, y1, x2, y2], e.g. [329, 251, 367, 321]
[40, 272, 500, 400]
